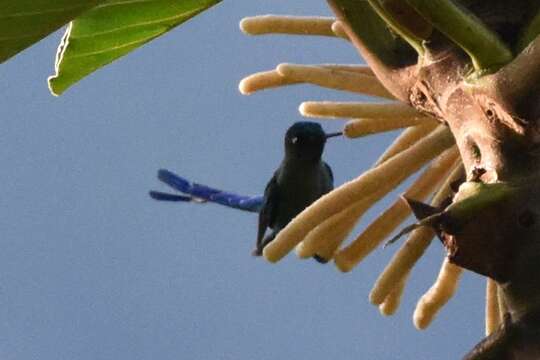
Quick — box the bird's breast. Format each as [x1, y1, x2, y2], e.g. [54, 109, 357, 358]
[273, 161, 332, 229]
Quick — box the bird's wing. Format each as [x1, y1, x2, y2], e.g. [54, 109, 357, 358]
[151, 169, 263, 213]
[323, 162, 335, 190]
[257, 172, 280, 246]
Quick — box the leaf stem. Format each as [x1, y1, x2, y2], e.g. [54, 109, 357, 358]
[366, 0, 426, 56]
[405, 0, 513, 73]
[328, 0, 413, 68]
[328, 0, 418, 100]
[517, 10, 540, 52]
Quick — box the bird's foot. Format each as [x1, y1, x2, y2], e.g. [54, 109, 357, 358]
[313, 254, 329, 264]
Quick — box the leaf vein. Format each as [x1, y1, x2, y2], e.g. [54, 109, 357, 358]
[94, 0, 161, 9]
[0, 3, 94, 19]
[71, 7, 203, 38]
[66, 32, 160, 58]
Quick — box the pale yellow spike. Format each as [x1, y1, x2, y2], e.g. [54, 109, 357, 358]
[304, 146, 459, 264]
[374, 123, 439, 166]
[368, 164, 465, 305]
[371, 227, 436, 306]
[239, 66, 377, 95]
[379, 272, 409, 316]
[344, 117, 436, 138]
[334, 147, 460, 273]
[238, 70, 300, 95]
[319, 64, 374, 76]
[298, 150, 455, 260]
[240, 15, 336, 36]
[486, 278, 501, 335]
[497, 284, 508, 321]
[413, 259, 463, 329]
[295, 195, 376, 261]
[263, 126, 455, 263]
[331, 20, 349, 40]
[299, 101, 424, 120]
[276, 63, 394, 99]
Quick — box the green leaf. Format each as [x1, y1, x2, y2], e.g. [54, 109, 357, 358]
[48, 0, 221, 96]
[0, 0, 104, 63]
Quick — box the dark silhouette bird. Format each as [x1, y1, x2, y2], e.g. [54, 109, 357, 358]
[150, 121, 340, 262]
[252, 122, 340, 261]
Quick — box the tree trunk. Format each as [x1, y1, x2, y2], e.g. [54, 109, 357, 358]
[327, 1, 540, 358]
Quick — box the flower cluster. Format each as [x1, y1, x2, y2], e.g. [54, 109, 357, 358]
[239, 14, 504, 335]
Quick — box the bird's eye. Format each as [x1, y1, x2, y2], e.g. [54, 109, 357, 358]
[291, 136, 298, 144]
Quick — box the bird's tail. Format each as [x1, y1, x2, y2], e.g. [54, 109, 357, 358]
[150, 169, 264, 213]
[149, 191, 193, 202]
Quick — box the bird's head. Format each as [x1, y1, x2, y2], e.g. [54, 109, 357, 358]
[284, 122, 341, 161]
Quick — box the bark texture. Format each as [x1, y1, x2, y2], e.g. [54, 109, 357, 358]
[328, 0, 540, 358]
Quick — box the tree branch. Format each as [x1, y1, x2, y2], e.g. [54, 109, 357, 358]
[327, 0, 418, 101]
[479, 34, 540, 116]
[366, 0, 428, 56]
[405, 0, 513, 73]
[517, 9, 540, 52]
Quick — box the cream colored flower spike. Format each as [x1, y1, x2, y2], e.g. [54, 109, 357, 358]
[276, 64, 394, 98]
[486, 279, 501, 335]
[373, 123, 438, 166]
[331, 21, 349, 40]
[334, 148, 459, 273]
[317, 64, 374, 75]
[295, 195, 376, 261]
[413, 259, 463, 330]
[497, 284, 508, 323]
[344, 117, 436, 138]
[239, 66, 376, 95]
[299, 101, 424, 120]
[371, 226, 438, 306]
[369, 164, 464, 306]
[238, 70, 300, 95]
[380, 272, 410, 316]
[240, 15, 337, 36]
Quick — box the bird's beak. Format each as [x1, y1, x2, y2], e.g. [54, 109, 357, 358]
[325, 131, 343, 139]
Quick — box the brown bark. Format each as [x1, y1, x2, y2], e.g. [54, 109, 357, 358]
[328, 0, 540, 358]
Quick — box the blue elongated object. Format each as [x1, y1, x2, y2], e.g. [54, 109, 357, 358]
[150, 169, 263, 213]
[149, 191, 193, 202]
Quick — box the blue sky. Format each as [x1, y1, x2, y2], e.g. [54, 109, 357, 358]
[1, 1, 486, 359]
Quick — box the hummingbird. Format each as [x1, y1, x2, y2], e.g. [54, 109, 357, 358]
[252, 122, 340, 261]
[149, 121, 341, 262]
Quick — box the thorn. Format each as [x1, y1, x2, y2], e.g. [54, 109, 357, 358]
[401, 196, 439, 220]
[384, 199, 444, 247]
[384, 222, 422, 247]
